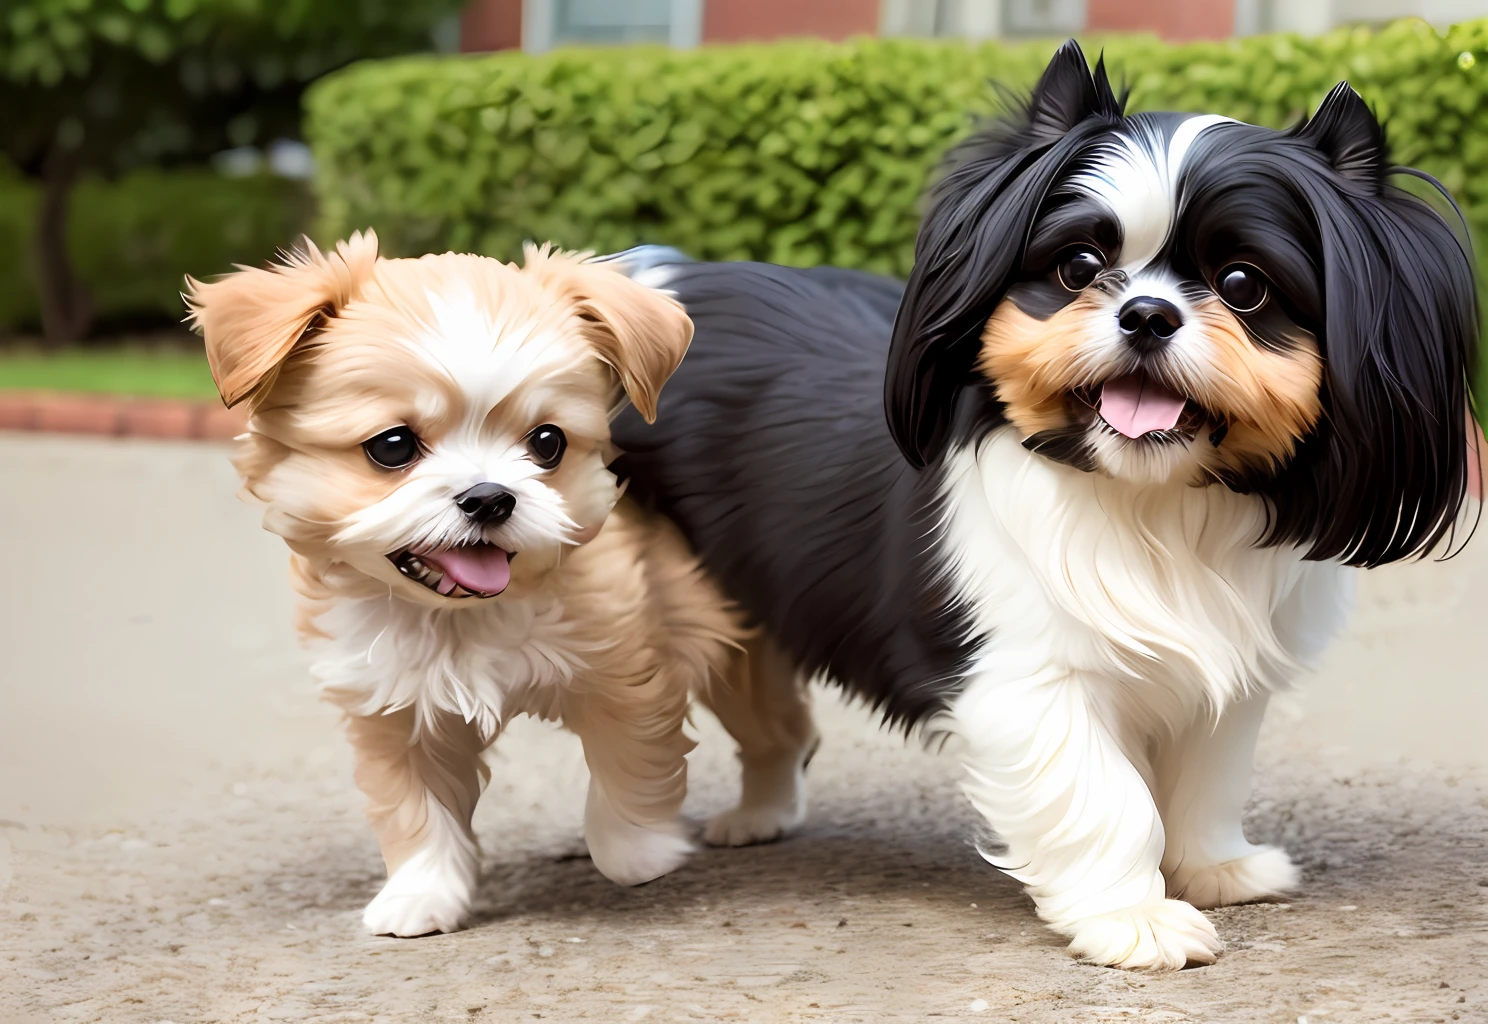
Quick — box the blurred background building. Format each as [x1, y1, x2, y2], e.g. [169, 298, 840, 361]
[461, 0, 1488, 49]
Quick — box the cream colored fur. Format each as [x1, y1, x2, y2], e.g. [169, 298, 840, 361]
[188, 233, 787, 936]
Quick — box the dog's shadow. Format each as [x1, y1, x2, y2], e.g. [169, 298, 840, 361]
[277, 741, 1475, 944]
[468, 824, 1022, 928]
[286, 812, 1033, 938]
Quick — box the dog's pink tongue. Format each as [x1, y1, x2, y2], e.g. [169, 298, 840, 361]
[428, 546, 510, 596]
[1099, 372, 1188, 439]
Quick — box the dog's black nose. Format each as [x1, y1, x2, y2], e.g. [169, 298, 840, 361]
[453, 483, 516, 525]
[1117, 296, 1184, 352]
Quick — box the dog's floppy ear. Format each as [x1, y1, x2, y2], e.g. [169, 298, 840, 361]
[1298, 83, 1387, 191]
[560, 258, 693, 423]
[185, 231, 378, 408]
[1258, 137, 1479, 565]
[885, 40, 1124, 469]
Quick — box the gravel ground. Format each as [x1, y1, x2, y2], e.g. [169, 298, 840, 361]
[1, 433, 1485, 1024]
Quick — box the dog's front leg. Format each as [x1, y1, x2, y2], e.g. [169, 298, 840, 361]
[1155, 693, 1299, 908]
[346, 706, 489, 937]
[954, 670, 1223, 970]
[564, 673, 695, 887]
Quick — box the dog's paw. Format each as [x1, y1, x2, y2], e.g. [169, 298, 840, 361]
[1065, 898, 1222, 971]
[703, 800, 804, 847]
[362, 849, 475, 937]
[1167, 846, 1299, 910]
[589, 823, 694, 886]
[584, 789, 693, 886]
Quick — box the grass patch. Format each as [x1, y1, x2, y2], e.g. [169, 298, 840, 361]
[0, 342, 217, 400]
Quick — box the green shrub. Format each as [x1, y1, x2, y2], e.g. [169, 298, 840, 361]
[0, 168, 309, 333]
[306, 20, 1488, 279]
[307, 22, 1488, 406]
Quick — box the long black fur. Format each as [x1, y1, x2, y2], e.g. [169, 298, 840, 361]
[610, 261, 980, 727]
[887, 42, 1479, 567]
[885, 42, 1126, 470]
[610, 41, 1479, 735]
[1207, 88, 1479, 565]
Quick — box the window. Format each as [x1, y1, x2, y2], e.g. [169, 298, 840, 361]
[880, 0, 1087, 40]
[1002, 0, 1086, 36]
[555, 0, 670, 43]
[524, 0, 702, 51]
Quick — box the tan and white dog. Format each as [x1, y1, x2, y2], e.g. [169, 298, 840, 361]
[187, 233, 806, 937]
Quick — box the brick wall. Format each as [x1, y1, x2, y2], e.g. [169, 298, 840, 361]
[701, 0, 880, 42]
[1086, 0, 1235, 40]
[458, 0, 1241, 54]
[461, 0, 522, 51]
[461, 0, 885, 51]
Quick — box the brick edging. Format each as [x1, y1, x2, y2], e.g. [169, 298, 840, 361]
[0, 391, 246, 441]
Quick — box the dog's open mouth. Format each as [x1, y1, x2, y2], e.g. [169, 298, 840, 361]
[388, 543, 513, 599]
[1076, 370, 1205, 442]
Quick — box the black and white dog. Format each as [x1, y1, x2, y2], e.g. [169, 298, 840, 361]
[605, 42, 1479, 969]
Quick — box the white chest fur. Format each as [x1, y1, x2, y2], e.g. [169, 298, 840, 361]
[939, 428, 1354, 730]
[307, 590, 589, 737]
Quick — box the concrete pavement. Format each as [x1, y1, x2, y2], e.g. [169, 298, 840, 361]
[0, 433, 1484, 1023]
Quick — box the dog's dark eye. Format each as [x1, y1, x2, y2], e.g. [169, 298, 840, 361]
[362, 426, 421, 469]
[1056, 246, 1106, 291]
[526, 424, 566, 469]
[1216, 264, 1268, 313]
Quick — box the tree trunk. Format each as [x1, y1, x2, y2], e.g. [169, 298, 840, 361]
[33, 145, 94, 345]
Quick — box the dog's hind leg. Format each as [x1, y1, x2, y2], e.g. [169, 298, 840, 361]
[1154, 694, 1299, 909]
[696, 632, 818, 848]
[346, 705, 490, 937]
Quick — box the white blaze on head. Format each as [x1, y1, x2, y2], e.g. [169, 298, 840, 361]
[1068, 115, 1234, 272]
[410, 285, 572, 435]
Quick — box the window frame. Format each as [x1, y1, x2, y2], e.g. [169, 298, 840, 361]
[522, 0, 703, 52]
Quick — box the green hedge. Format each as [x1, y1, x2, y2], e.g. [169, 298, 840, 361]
[0, 168, 309, 334]
[306, 19, 1488, 279]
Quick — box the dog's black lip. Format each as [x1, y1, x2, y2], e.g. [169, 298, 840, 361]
[386, 544, 515, 599]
